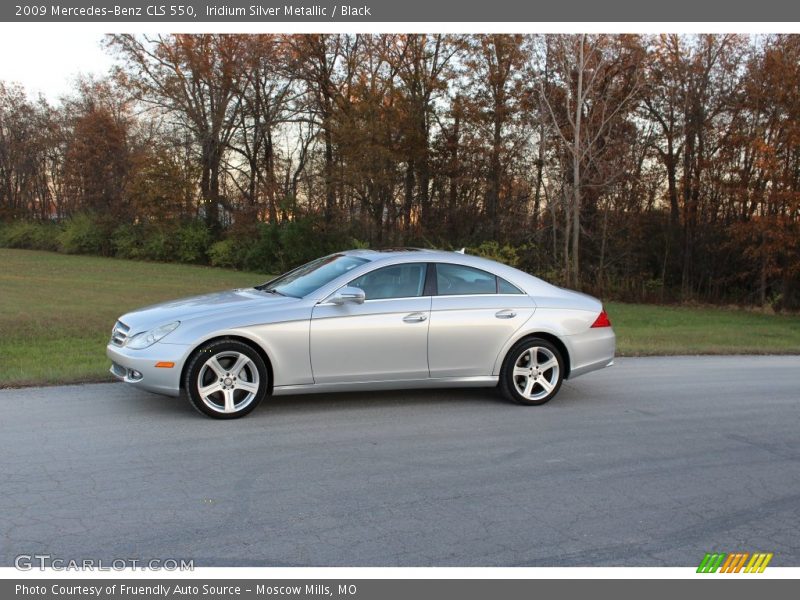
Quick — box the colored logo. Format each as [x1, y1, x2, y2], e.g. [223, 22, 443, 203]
[697, 552, 773, 573]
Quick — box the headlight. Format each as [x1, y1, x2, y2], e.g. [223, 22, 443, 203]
[126, 321, 180, 349]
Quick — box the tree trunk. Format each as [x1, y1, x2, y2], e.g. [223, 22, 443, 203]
[571, 35, 585, 289]
[403, 161, 415, 231]
[323, 124, 335, 223]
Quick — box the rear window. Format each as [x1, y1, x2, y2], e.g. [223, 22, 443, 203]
[436, 264, 497, 295]
[498, 277, 524, 294]
[435, 263, 525, 295]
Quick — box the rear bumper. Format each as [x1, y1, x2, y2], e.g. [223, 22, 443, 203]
[106, 342, 190, 397]
[564, 327, 616, 380]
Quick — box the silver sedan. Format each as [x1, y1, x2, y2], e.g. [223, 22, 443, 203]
[107, 249, 615, 418]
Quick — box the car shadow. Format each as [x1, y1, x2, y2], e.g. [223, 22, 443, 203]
[263, 385, 510, 415]
[123, 382, 511, 419]
[121, 377, 593, 421]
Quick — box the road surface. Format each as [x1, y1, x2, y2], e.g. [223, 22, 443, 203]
[1, 356, 798, 566]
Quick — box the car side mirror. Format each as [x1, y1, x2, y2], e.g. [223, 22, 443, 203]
[327, 286, 366, 305]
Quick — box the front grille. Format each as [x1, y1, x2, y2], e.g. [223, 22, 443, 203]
[110, 321, 130, 347]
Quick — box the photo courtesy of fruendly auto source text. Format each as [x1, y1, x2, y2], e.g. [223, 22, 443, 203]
[0, 0, 799, 598]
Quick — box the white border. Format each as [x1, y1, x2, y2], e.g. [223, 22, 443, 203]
[2, 21, 800, 34]
[2, 567, 800, 579]
[1, 17, 799, 580]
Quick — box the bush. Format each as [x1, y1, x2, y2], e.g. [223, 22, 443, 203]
[112, 219, 212, 264]
[57, 213, 105, 255]
[208, 238, 243, 269]
[3, 214, 358, 275]
[239, 218, 338, 273]
[174, 220, 212, 264]
[0, 221, 61, 251]
[112, 223, 147, 260]
[140, 228, 173, 262]
[467, 240, 522, 267]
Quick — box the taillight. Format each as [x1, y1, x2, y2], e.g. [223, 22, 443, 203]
[591, 309, 611, 328]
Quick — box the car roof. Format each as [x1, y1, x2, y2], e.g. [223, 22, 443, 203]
[341, 247, 466, 261]
[339, 247, 538, 288]
[319, 248, 600, 312]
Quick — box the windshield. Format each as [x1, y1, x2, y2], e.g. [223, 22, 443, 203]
[257, 254, 369, 298]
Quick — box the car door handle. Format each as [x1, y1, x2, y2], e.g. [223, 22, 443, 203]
[403, 312, 428, 323]
[495, 310, 517, 319]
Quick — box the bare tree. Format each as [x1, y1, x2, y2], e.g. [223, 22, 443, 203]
[540, 34, 644, 287]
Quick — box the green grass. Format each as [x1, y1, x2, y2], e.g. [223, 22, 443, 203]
[1, 248, 799, 387]
[0, 249, 266, 387]
[606, 301, 800, 356]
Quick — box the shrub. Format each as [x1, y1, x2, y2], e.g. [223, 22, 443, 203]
[238, 217, 354, 274]
[112, 223, 147, 260]
[141, 228, 173, 262]
[208, 239, 243, 269]
[467, 240, 522, 267]
[57, 214, 105, 255]
[175, 220, 212, 264]
[0, 221, 61, 251]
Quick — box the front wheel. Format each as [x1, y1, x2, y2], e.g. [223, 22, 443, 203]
[184, 339, 268, 419]
[499, 338, 564, 406]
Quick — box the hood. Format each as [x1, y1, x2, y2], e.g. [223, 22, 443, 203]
[118, 288, 296, 333]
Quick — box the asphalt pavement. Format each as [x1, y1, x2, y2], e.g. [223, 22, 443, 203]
[1, 356, 798, 566]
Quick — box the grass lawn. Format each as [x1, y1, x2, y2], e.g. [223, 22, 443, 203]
[1, 248, 799, 387]
[606, 301, 800, 356]
[0, 249, 266, 387]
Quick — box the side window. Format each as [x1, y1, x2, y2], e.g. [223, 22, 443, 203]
[349, 263, 428, 300]
[498, 277, 524, 294]
[436, 264, 497, 295]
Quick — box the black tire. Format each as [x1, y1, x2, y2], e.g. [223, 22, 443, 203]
[499, 337, 564, 406]
[183, 339, 268, 419]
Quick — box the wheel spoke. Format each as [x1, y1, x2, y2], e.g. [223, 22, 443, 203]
[538, 377, 554, 393]
[229, 353, 251, 377]
[236, 380, 259, 394]
[513, 366, 530, 377]
[528, 348, 540, 367]
[206, 356, 226, 378]
[539, 358, 558, 371]
[199, 382, 223, 397]
[223, 389, 236, 413]
[522, 377, 535, 397]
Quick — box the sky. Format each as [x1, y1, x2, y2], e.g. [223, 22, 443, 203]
[0, 31, 115, 101]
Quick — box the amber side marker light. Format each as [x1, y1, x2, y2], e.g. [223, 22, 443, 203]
[591, 309, 612, 328]
[155, 362, 175, 368]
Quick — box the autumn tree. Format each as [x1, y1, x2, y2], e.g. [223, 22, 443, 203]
[108, 34, 246, 231]
[460, 35, 531, 238]
[283, 34, 349, 223]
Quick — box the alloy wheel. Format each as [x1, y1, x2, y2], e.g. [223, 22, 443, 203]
[196, 351, 261, 414]
[512, 346, 560, 401]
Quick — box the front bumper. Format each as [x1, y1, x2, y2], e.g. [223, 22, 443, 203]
[106, 342, 191, 397]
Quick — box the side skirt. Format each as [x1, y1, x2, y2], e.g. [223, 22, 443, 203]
[272, 376, 499, 396]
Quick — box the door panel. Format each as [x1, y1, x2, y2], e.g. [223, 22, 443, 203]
[428, 295, 535, 377]
[310, 297, 431, 384]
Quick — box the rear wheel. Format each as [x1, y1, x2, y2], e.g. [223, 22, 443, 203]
[184, 339, 268, 419]
[499, 337, 564, 406]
